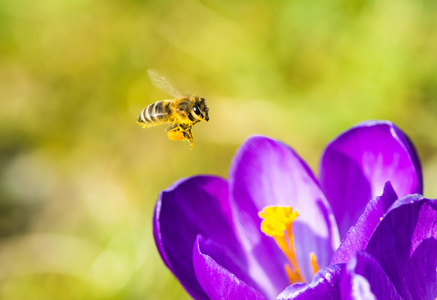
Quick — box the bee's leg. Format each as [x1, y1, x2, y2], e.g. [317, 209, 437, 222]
[165, 124, 184, 141]
[166, 124, 181, 132]
[181, 127, 194, 150]
[165, 124, 194, 149]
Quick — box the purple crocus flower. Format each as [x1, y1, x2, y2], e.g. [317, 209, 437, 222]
[278, 190, 437, 300]
[153, 120, 423, 299]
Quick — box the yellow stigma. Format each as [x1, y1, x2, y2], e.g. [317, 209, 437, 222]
[258, 206, 299, 237]
[259, 206, 319, 284]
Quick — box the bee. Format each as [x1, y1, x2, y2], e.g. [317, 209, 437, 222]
[137, 69, 209, 149]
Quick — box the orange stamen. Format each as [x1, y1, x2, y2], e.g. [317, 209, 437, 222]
[310, 252, 319, 274]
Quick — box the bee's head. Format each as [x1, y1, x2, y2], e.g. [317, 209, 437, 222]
[192, 97, 209, 122]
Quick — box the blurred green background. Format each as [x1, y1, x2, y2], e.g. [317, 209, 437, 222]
[1, 0, 437, 299]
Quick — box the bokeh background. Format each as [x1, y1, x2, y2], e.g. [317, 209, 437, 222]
[1, 0, 437, 299]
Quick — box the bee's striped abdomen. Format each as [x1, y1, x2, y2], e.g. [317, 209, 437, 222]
[138, 100, 172, 127]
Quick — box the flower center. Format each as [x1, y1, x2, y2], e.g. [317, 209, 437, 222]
[258, 206, 319, 284]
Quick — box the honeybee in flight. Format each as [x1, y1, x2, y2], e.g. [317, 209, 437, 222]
[137, 69, 209, 149]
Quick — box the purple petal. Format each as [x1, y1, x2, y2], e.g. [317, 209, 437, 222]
[193, 235, 268, 300]
[153, 175, 244, 299]
[320, 120, 423, 238]
[229, 136, 340, 296]
[331, 181, 398, 264]
[276, 264, 344, 300]
[340, 251, 402, 300]
[365, 195, 437, 299]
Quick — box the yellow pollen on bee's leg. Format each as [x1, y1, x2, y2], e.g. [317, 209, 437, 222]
[258, 206, 320, 284]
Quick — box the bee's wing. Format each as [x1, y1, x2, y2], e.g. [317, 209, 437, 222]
[147, 69, 182, 98]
